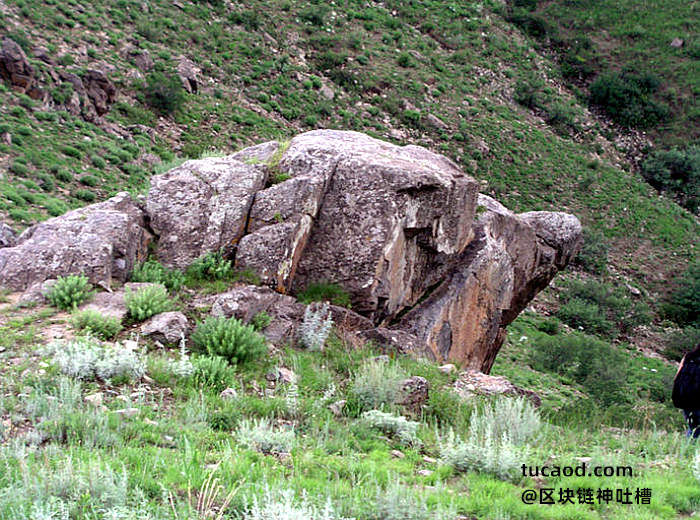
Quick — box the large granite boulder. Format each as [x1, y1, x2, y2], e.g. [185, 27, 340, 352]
[0, 193, 151, 291]
[146, 156, 267, 269]
[396, 194, 582, 372]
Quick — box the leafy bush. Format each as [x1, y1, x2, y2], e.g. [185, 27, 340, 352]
[557, 298, 614, 336]
[143, 72, 185, 115]
[530, 332, 630, 405]
[589, 71, 669, 128]
[192, 355, 236, 391]
[298, 302, 333, 351]
[362, 410, 422, 447]
[641, 145, 700, 213]
[71, 310, 122, 340]
[47, 274, 94, 311]
[186, 251, 233, 281]
[557, 279, 650, 337]
[124, 285, 172, 321]
[236, 418, 294, 455]
[44, 337, 145, 382]
[130, 259, 185, 291]
[573, 227, 609, 274]
[297, 282, 351, 308]
[250, 311, 272, 331]
[665, 327, 700, 361]
[662, 262, 700, 327]
[191, 316, 267, 365]
[536, 317, 560, 335]
[349, 360, 407, 413]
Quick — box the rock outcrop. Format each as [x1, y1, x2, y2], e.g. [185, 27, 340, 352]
[0, 193, 151, 290]
[0, 37, 39, 97]
[0, 130, 581, 371]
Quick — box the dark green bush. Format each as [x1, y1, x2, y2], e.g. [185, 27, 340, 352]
[131, 259, 185, 292]
[297, 282, 352, 308]
[662, 262, 700, 327]
[124, 285, 172, 321]
[71, 309, 122, 339]
[143, 72, 185, 115]
[589, 71, 669, 128]
[641, 145, 700, 213]
[47, 275, 94, 310]
[191, 316, 266, 365]
[573, 227, 609, 274]
[186, 251, 233, 281]
[664, 327, 700, 361]
[192, 355, 237, 391]
[557, 298, 614, 336]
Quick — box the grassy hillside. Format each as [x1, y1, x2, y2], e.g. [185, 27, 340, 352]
[1, 0, 700, 518]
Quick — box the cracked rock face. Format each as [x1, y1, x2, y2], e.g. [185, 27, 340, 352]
[146, 156, 267, 269]
[0, 193, 151, 291]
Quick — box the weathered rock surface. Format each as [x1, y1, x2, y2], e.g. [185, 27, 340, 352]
[83, 69, 117, 116]
[398, 376, 429, 414]
[0, 193, 151, 291]
[397, 194, 581, 372]
[141, 311, 188, 344]
[0, 223, 17, 248]
[280, 130, 479, 321]
[146, 156, 267, 269]
[454, 369, 542, 407]
[176, 56, 199, 93]
[0, 38, 36, 94]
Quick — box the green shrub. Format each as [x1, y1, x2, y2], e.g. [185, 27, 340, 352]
[130, 259, 185, 291]
[47, 275, 94, 311]
[641, 145, 700, 213]
[192, 355, 237, 391]
[297, 282, 351, 308]
[79, 175, 99, 187]
[514, 76, 545, 109]
[664, 327, 700, 361]
[662, 262, 700, 327]
[186, 251, 233, 281]
[250, 311, 272, 331]
[124, 285, 172, 322]
[556, 298, 614, 336]
[74, 189, 96, 202]
[71, 309, 122, 340]
[10, 161, 28, 176]
[536, 317, 561, 335]
[589, 71, 669, 128]
[530, 332, 630, 405]
[573, 227, 609, 274]
[144, 72, 185, 115]
[60, 145, 82, 159]
[191, 316, 267, 365]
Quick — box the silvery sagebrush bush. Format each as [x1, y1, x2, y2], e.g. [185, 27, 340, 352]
[43, 337, 145, 382]
[47, 274, 94, 311]
[242, 486, 353, 520]
[169, 334, 194, 378]
[351, 359, 407, 411]
[236, 418, 295, 455]
[298, 302, 333, 351]
[437, 423, 523, 481]
[362, 410, 422, 447]
[124, 284, 173, 322]
[470, 396, 542, 445]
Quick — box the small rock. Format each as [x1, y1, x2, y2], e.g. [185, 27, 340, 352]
[140, 311, 188, 345]
[423, 456, 437, 464]
[398, 376, 429, 413]
[373, 355, 391, 363]
[417, 469, 433, 477]
[84, 392, 103, 407]
[438, 364, 456, 375]
[144, 418, 158, 426]
[391, 449, 405, 459]
[319, 84, 335, 100]
[115, 407, 140, 418]
[329, 400, 346, 417]
[425, 113, 448, 131]
[670, 38, 684, 48]
[220, 387, 238, 400]
[277, 367, 296, 384]
[1, 132, 10, 146]
[575, 456, 592, 463]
